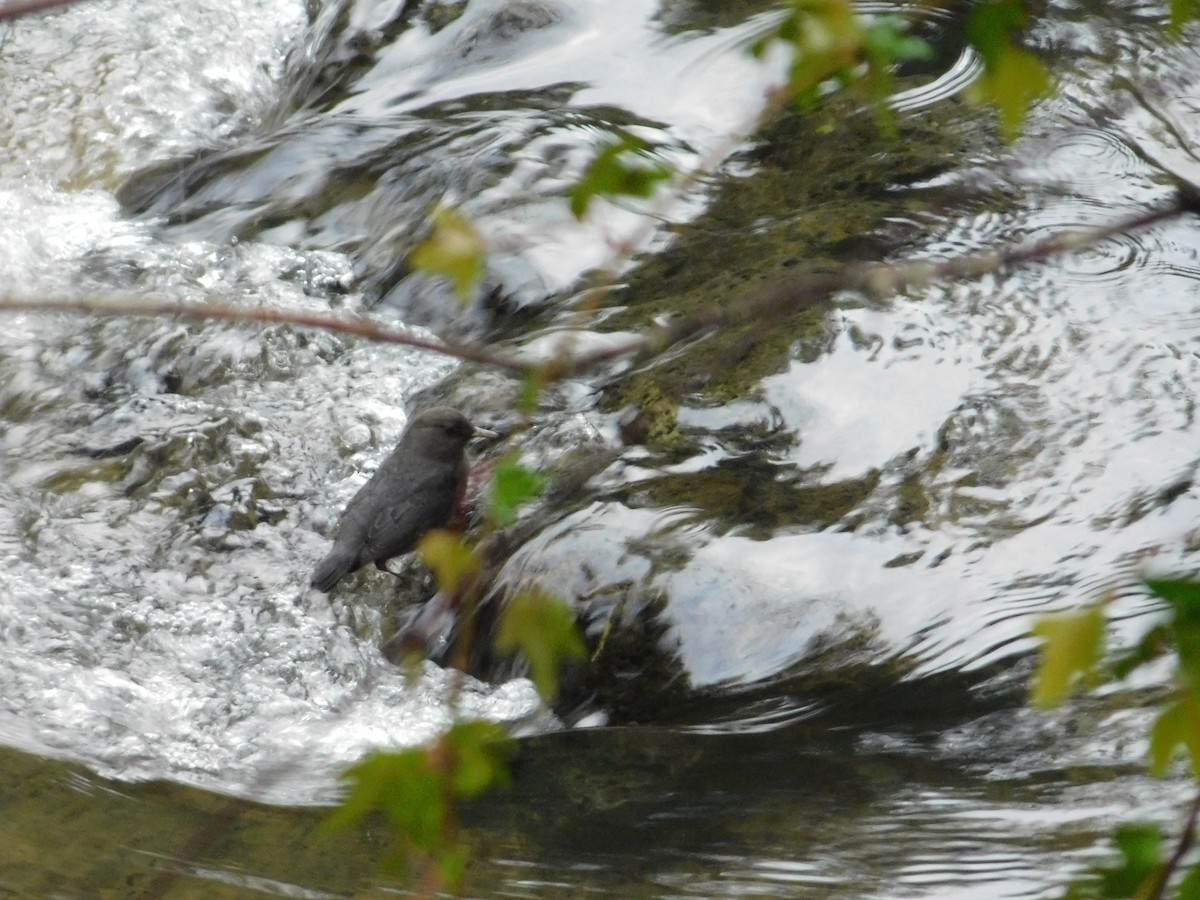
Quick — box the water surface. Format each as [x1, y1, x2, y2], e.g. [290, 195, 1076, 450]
[1, 0, 1198, 896]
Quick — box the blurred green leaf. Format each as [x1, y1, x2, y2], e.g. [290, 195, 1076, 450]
[489, 456, 548, 527]
[1146, 578, 1200, 697]
[1110, 622, 1171, 680]
[444, 719, 515, 797]
[495, 590, 586, 701]
[1147, 698, 1200, 777]
[859, 16, 932, 133]
[965, 0, 1023, 58]
[436, 844, 470, 888]
[323, 721, 514, 887]
[1030, 605, 1106, 708]
[863, 16, 933, 69]
[1178, 860, 1200, 900]
[967, 45, 1050, 140]
[1097, 824, 1163, 897]
[965, 1, 1051, 140]
[408, 205, 486, 302]
[774, 0, 862, 111]
[1170, 0, 1200, 36]
[418, 529, 479, 595]
[1145, 578, 1200, 617]
[755, 3, 935, 128]
[324, 748, 444, 852]
[569, 131, 673, 219]
[518, 367, 544, 414]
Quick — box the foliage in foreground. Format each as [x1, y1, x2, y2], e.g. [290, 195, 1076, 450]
[338, 0, 1200, 893]
[1034, 579, 1200, 899]
[2, 0, 1195, 894]
[323, 720, 515, 886]
[324, 450, 582, 888]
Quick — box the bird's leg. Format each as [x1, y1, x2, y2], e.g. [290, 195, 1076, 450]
[375, 558, 404, 576]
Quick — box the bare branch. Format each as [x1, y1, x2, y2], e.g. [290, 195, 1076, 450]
[558, 194, 1197, 377]
[5, 195, 1193, 390]
[1143, 789, 1200, 900]
[0, 0, 85, 21]
[0, 295, 533, 374]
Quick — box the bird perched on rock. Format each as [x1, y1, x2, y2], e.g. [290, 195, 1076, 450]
[310, 407, 493, 593]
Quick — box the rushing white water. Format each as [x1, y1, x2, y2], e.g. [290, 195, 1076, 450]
[0, 0, 538, 802]
[0, 0, 304, 187]
[4, 0, 1200, 897]
[0, 0, 981, 801]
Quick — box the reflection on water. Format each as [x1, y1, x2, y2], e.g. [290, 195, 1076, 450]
[0, 695, 1179, 898]
[2, 0, 1200, 896]
[454, 707, 1176, 899]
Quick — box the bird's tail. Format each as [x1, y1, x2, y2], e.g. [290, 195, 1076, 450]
[311, 547, 357, 593]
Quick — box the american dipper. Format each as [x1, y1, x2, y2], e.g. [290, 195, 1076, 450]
[310, 407, 490, 593]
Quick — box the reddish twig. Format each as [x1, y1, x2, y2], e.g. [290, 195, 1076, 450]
[4, 195, 1194, 388]
[1143, 789, 1200, 900]
[0, 0, 85, 21]
[0, 295, 533, 373]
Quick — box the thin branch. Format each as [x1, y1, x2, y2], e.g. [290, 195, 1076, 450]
[0, 0, 84, 21]
[1143, 788, 1200, 900]
[5, 0, 1197, 895]
[556, 193, 1197, 377]
[5, 194, 1194, 389]
[0, 295, 533, 374]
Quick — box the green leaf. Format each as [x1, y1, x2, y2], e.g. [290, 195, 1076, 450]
[489, 456, 548, 527]
[324, 749, 445, 852]
[320, 754, 389, 834]
[323, 721, 515, 888]
[964, 1, 1052, 140]
[1148, 698, 1200, 778]
[569, 131, 674, 220]
[1146, 578, 1200, 697]
[435, 844, 470, 888]
[776, 0, 862, 110]
[1169, 0, 1200, 36]
[1098, 824, 1163, 897]
[863, 17, 933, 66]
[444, 720, 515, 797]
[418, 529, 479, 595]
[1110, 622, 1171, 680]
[1030, 605, 1106, 708]
[1177, 860, 1200, 900]
[1145, 578, 1200, 618]
[750, 3, 937, 130]
[965, 0, 1024, 59]
[518, 367, 544, 414]
[858, 16, 933, 134]
[408, 205, 486, 302]
[969, 45, 1050, 140]
[495, 590, 586, 701]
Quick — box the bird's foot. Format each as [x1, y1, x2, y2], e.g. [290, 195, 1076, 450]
[375, 558, 404, 576]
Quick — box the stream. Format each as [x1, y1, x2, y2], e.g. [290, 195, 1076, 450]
[2, 0, 1200, 896]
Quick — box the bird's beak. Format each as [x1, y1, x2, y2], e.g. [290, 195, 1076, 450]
[473, 424, 500, 439]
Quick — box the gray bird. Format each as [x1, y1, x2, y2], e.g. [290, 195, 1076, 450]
[310, 407, 490, 593]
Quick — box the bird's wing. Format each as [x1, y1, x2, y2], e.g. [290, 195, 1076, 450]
[335, 449, 431, 536]
[359, 465, 461, 563]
